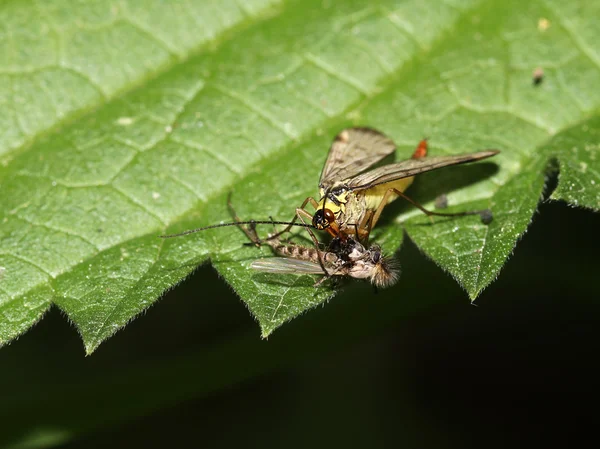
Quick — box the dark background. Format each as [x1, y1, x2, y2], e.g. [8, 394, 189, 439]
[1, 199, 598, 449]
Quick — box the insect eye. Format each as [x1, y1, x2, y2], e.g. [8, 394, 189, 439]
[372, 251, 380, 263]
[323, 208, 335, 223]
[312, 209, 330, 229]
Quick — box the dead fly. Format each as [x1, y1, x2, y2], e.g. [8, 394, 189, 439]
[237, 219, 399, 289]
[160, 197, 399, 288]
[270, 127, 500, 243]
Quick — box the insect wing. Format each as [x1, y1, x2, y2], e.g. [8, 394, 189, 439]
[347, 150, 500, 190]
[319, 127, 396, 188]
[251, 257, 332, 275]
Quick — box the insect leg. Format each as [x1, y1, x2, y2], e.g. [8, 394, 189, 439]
[265, 197, 320, 241]
[371, 188, 494, 227]
[227, 194, 263, 246]
[295, 209, 331, 277]
[313, 275, 330, 287]
[313, 264, 346, 287]
[355, 210, 376, 243]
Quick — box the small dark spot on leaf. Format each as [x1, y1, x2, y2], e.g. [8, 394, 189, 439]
[435, 193, 448, 209]
[532, 67, 544, 86]
[480, 209, 494, 224]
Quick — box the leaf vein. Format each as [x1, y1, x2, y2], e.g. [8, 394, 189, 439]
[14, 214, 100, 249]
[547, 6, 600, 71]
[212, 83, 298, 139]
[0, 252, 52, 279]
[303, 52, 368, 94]
[109, 185, 168, 226]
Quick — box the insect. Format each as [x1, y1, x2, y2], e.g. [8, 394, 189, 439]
[159, 195, 399, 288]
[269, 128, 500, 243]
[238, 219, 399, 289]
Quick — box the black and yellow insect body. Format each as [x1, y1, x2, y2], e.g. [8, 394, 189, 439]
[274, 127, 499, 243]
[160, 128, 500, 287]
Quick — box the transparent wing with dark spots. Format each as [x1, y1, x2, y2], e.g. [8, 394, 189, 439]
[347, 150, 500, 190]
[319, 127, 397, 188]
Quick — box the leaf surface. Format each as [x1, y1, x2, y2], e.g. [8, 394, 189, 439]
[1, 0, 598, 352]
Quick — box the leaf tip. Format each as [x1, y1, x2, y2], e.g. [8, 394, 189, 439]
[84, 340, 100, 356]
[468, 290, 481, 303]
[260, 326, 273, 339]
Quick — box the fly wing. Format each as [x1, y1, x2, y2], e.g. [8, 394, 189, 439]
[251, 257, 333, 275]
[347, 150, 500, 190]
[319, 127, 396, 188]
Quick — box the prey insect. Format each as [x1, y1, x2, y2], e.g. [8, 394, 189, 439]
[159, 195, 399, 288]
[270, 128, 500, 243]
[237, 216, 399, 289]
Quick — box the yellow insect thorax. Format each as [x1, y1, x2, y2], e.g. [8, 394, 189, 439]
[362, 176, 414, 209]
[318, 186, 349, 220]
[318, 176, 414, 235]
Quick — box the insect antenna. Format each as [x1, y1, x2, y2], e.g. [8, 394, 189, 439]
[158, 220, 314, 239]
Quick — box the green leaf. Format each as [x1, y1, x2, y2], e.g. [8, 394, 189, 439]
[1, 0, 599, 352]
